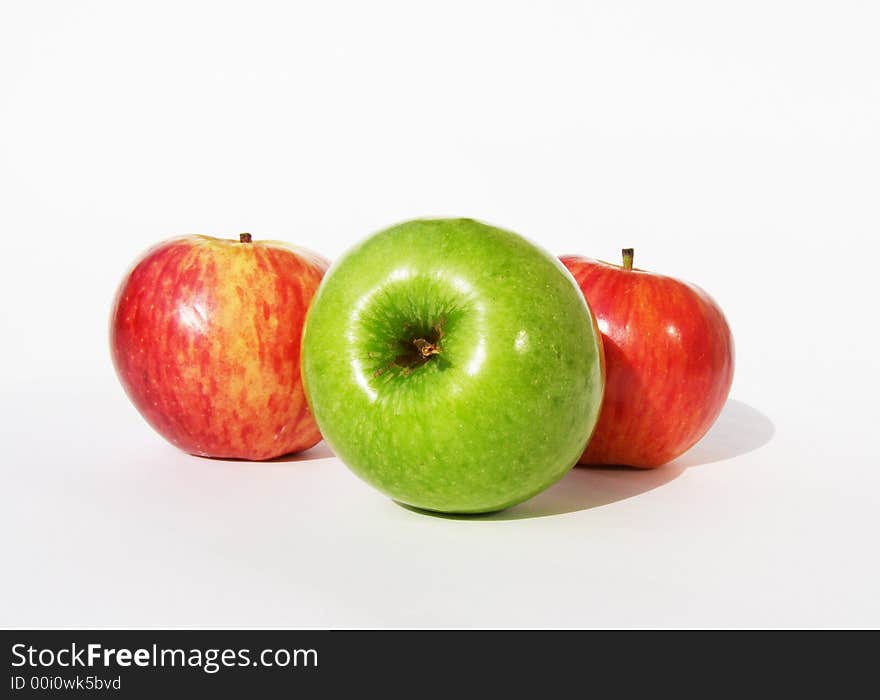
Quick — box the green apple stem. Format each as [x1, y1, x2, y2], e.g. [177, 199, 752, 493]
[413, 338, 441, 358]
[240, 233, 252, 243]
[622, 248, 634, 270]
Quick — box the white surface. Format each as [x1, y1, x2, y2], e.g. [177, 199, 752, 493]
[1, 1, 878, 628]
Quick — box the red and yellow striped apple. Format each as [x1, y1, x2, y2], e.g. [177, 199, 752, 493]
[111, 233, 328, 460]
[561, 249, 734, 468]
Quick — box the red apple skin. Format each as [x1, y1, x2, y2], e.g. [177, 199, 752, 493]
[111, 234, 329, 460]
[560, 255, 734, 468]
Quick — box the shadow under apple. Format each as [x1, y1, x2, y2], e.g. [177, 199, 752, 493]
[270, 440, 335, 462]
[404, 398, 775, 521]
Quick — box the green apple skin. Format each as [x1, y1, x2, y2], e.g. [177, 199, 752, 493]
[302, 219, 605, 514]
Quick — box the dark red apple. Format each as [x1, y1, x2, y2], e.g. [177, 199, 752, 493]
[561, 249, 734, 468]
[111, 233, 329, 460]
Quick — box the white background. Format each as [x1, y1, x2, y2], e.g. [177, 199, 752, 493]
[1, 1, 878, 628]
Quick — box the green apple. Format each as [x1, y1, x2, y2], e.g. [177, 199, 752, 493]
[302, 218, 604, 514]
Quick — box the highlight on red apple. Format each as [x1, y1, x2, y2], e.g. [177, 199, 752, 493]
[561, 249, 734, 468]
[110, 233, 329, 460]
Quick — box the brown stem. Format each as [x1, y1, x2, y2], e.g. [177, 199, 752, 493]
[240, 233, 252, 243]
[622, 248, 634, 270]
[412, 338, 441, 358]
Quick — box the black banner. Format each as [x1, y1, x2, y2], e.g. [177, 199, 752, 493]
[0, 629, 869, 696]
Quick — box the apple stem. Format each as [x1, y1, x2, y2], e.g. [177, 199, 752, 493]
[622, 248, 634, 270]
[240, 233, 252, 243]
[412, 338, 440, 358]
